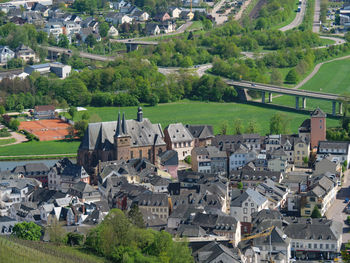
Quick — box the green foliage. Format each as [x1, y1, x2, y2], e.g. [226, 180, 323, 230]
[13, 222, 42, 241]
[8, 118, 20, 131]
[68, 107, 77, 119]
[127, 205, 145, 229]
[233, 119, 243, 135]
[184, 155, 191, 164]
[85, 209, 193, 262]
[99, 22, 109, 38]
[245, 119, 259, 134]
[285, 68, 299, 84]
[47, 218, 65, 244]
[237, 182, 243, 189]
[58, 34, 69, 49]
[270, 68, 283, 85]
[74, 120, 88, 139]
[0, 105, 5, 115]
[7, 58, 23, 69]
[311, 205, 322, 218]
[269, 112, 290, 134]
[0, 128, 10, 137]
[220, 120, 228, 135]
[66, 232, 84, 246]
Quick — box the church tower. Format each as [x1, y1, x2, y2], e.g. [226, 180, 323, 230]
[310, 107, 326, 149]
[114, 112, 131, 160]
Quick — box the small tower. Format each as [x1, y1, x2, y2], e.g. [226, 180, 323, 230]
[137, 107, 143, 122]
[310, 107, 326, 149]
[114, 112, 131, 160]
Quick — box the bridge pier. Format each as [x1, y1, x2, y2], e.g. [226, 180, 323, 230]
[339, 102, 343, 115]
[262, 91, 265, 103]
[126, 43, 139, 52]
[295, 97, 300, 110]
[302, 97, 306, 109]
[332, 101, 336, 116]
[268, 92, 272, 103]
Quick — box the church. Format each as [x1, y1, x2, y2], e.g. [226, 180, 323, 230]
[77, 107, 167, 175]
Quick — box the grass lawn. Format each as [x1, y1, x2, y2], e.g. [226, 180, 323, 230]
[188, 21, 204, 31]
[319, 38, 336, 46]
[0, 140, 80, 157]
[273, 59, 350, 113]
[0, 138, 16, 145]
[70, 100, 339, 135]
[0, 237, 109, 263]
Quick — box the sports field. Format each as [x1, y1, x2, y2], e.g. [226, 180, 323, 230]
[273, 58, 350, 112]
[19, 119, 72, 141]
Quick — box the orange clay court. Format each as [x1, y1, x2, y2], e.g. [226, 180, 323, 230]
[19, 119, 72, 141]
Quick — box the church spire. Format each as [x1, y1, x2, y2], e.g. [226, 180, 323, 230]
[122, 112, 127, 134]
[116, 111, 121, 136]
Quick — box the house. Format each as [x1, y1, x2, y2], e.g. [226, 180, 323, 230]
[180, 10, 194, 20]
[131, 10, 149, 21]
[107, 25, 119, 38]
[145, 23, 161, 36]
[22, 11, 44, 26]
[317, 141, 350, 167]
[48, 158, 90, 192]
[69, 14, 81, 23]
[169, 7, 182, 18]
[67, 181, 101, 203]
[192, 242, 242, 263]
[156, 150, 179, 179]
[133, 192, 169, 220]
[33, 105, 55, 120]
[314, 158, 342, 177]
[79, 28, 101, 43]
[44, 22, 64, 38]
[164, 123, 194, 161]
[0, 46, 15, 64]
[106, 12, 133, 24]
[191, 146, 227, 175]
[230, 170, 283, 189]
[293, 137, 310, 167]
[229, 144, 256, 171]
[255, 179, 289, 210]
[159, 21, 176, 33]
[185, 124, 214, 147]
[0, 216, 17, 235]
[212, 134, 262, 152]
[300, 174, 337, 216]
[267, 157, 288, 172]
[310, 107, 326, 149]
[230, 188, 268, 222]
[31, 2, 49, 17]
[9, 16, 26, 25]
[25, 62, 72, 79]
[154, 12, 171, 22]
[15, 44, 38, 63]
[12, 163, 49, 187]
[63, 21, 81, 35]
[77, 108, 167, 174]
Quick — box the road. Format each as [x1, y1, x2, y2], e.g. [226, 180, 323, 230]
[325, 171, 350, 245]
[157, 63, 212, 77]
[280, 0, 307, 31]
[43, 46, 117, 62]
[313, 0, 321, 33]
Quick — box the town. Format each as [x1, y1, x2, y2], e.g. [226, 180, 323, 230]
[0, 106, 349, 262]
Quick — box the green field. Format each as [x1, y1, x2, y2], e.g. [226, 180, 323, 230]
[0, 140, 80, 157]
[273, 58, 350, 112]
[0, 238, 109, 263]
[0, 138, 15, 146]
[72, 100, 339, 135]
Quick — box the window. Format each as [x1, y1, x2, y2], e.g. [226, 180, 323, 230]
[245, 202, 248, 206]
[326, 244, 329, 249]
[243, 208, 248, 214]
[139, 150, 142, 158]
[243, 216, 248, 222]
[251, 208, 255, 213]
[251, 203, 254, 207]
[130, 151, 133, 159]
[314, 244, 317, 249]
[305, 210, 311, 215]
[320, 244, 323, 249]
[331, 244, 335, 249]
[308, 243, 312, 249]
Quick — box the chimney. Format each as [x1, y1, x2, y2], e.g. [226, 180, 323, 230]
[137, 107, 143, 122]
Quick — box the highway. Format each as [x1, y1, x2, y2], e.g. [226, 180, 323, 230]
[280, 0, 307, 31]
[225, 79, 343, 101]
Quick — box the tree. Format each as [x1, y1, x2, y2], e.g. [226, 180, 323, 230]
[245, 119, 259, 134]
[148, 94, 159, 106]
[237, 182, 243, 189]
[269, 112, 290, 134]
[12, 222, 42, 241]
[81, 111, 90, 120]
[68, 107, 77, 120]
[47, 217, 65, 243]
[220, 120, 228, 135]
[233, 119, 243, 135]
[58, 34, 69, 49]
[67, 125, 75, 139]
[0, 105, 5, 115]
[66, 232, 84, 246]
[85, 34, 97, 47]
[270, 68, 283, 86]
[285, 68, 299, 84]
[127, 205, 145, 229]
[16, 104, 24, 113]
[99, 22, 109, 38]
[74, 120, 88, 139]
[311, 205, 322, 218]
[9, 118, 20, 131]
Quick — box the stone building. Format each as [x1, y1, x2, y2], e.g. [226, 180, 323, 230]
[310, 108, 326, 149]
[77, 107, 166, 175]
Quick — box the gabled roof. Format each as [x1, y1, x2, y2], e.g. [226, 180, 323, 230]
[185, 124, 214, 139]
[311, 107, 326, 118]
[230, 188, 267, 207]
[192, 241, 241, 263]
[158, 150, 178, 166]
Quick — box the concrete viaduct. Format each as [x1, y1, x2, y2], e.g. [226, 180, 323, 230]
[225, 79, 344, 116]
[111, 39, 159, 52]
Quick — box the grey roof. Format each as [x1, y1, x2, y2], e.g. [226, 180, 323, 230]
[253, 227, 290, 246]
[0, 216, 17, 223]
[318, 141, 349, 152]
[166, 123, 193, 143]
[230, 188, 267, 207]
[311, 107, 326, 118]
[12, 163, 49, 175]
[192, 241, 241, 263]
[185, 124, 214, 139]
[80, 114, 165, 151]
[299, 119, 311, 132]
[177, 224, 206, 237]
[158, 150, 178, 166]
[134, 192, 168, 207]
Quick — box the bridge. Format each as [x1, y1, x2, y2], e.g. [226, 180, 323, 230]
[225, 79, 344, 116]
[111, 39, 159, 52]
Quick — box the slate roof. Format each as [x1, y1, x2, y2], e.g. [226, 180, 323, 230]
[134, 192, 168, 207]
[158, 150, 178, 166]
[192, 241, 241, 263]
[311, 107, 326, 118]
[12, 163, 49, 175]
[318, 141, 349, 152]
[34, 105, 55, 112]
[80, 112, 165, 150]
[230, 188, 267, 207]
[177, 224, 206, 237]
[299, 119, 311, 133]
[166, 123, 193, 143]
[185, 124, 214, 139]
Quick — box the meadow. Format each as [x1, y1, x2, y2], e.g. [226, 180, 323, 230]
[273, 59, 350, 112]
[0, 237, 109, 263]
[0, 138, 16, 146]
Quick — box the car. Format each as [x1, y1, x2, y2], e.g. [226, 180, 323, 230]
[251, 83, 256, 87]
[345, 198, 349, 203]
[67, 50, 72, 53]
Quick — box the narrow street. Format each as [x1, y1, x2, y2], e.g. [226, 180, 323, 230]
[326, 171, 350, 245]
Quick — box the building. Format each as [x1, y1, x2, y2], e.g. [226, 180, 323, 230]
[192, 242, 242, 263]
[12, 163, 49, 187]
[156, 150, 178, 179]
[67, 181, 101, 203]
[169, 7, 182, 18]
[310, 108, 326, 149]
[229, 144, 256, 171]
[185, 124, 214, 147]
[15, 44, 37, 63]
[317, 141, 350, 167]
[191, 146, 227, 174]
[24, 62, 72, 79]
[154, 12, 170, 22]
[0, 46, 15, 64]
[77, 108, 167, 174]
[133, 192, 169, 220]
[33, 105, 55, 119]
[293, 137, 310, 167]
[107, 25, 119, 38]
[164, 123, 194, 161]
[212, 134, 262, 152]
[0, 216, 17, 235]
[145, 23, 160, 35]
[230, 188, 268, 222]
[48, 158, 90, 192]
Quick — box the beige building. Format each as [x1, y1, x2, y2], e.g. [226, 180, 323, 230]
[164, 123, 194, 161]
[294, 138, 310, 167]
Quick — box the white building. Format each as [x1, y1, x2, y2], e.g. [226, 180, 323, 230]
[229, 144, 256, 171]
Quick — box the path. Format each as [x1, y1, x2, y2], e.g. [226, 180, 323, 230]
[0, 132, 27, 147]
[157, 64, 212, 77]
[280, 0, 307, 31]
[313, 0, 321, 33]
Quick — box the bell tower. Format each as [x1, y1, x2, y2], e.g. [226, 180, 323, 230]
[114, 112, 131, 160]
[310, 107, 326, 149]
